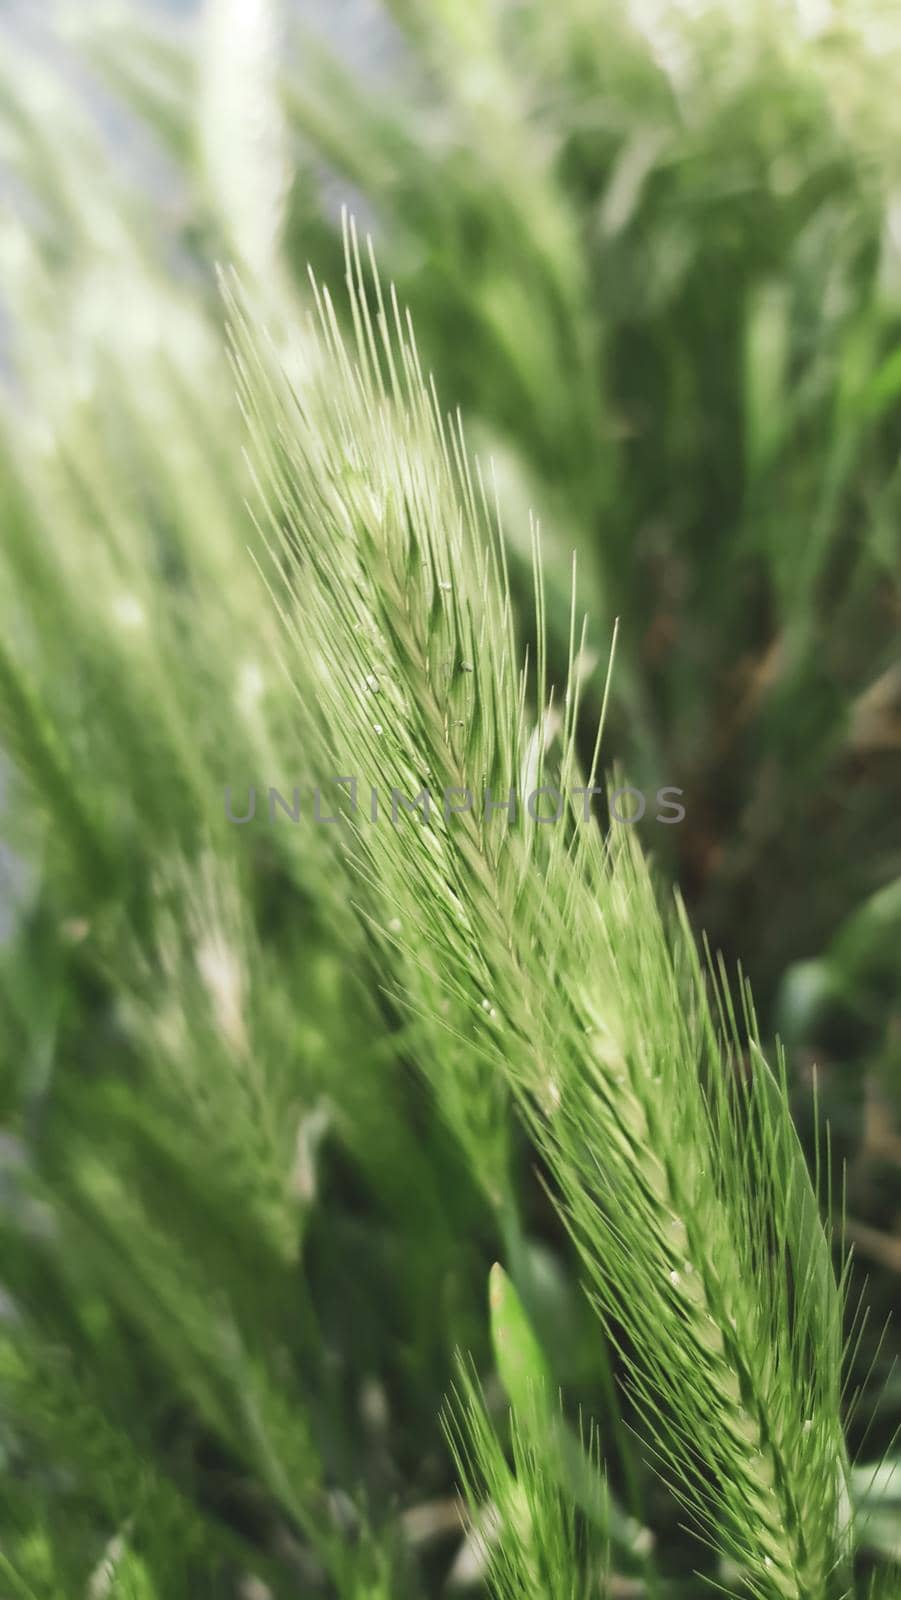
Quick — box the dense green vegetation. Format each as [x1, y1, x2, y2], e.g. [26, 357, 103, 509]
[0, 3, 899, 1596]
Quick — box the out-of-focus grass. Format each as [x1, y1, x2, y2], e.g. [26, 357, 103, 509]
[0, 1, 899, 1595]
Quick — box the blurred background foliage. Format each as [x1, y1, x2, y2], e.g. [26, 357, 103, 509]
[0, 0, 899, 1594]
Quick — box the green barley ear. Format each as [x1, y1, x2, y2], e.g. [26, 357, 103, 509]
[487, 1263, 652, 1571]
[443, 1356, 608, 1600]
[230, 226, 856, 1598]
